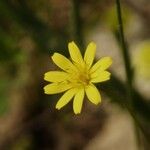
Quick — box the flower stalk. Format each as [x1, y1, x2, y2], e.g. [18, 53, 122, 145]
[115, 0, 148, 149]
[115, 0, 133, 98]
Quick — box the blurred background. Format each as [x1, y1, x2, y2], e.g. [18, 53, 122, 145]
[0, 0, 150, 150]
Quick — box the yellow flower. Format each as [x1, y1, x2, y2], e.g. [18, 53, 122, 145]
[44, 41, 112, 114]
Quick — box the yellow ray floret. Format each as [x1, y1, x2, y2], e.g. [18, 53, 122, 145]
[44, 41, 112, 114]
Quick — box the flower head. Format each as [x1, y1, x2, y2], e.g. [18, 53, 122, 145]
[44, 41, 112, 114]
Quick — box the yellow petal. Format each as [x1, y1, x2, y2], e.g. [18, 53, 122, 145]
[73, 88, 84, 114]
[90, 57, 112, 73]
[85, 84, 101, 105]
[52, 53, 76, 72]
[44, 71, 68, 82]
[91, 71, 111, 83]
[68, 41, 83, 64]
[44, 82, 72, 94]
[56, 88, 77, 110]
[84, 42, 96, 68]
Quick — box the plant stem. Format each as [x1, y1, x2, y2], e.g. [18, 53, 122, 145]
[115, 0, 143, 149]
[116, 0, 133, 98]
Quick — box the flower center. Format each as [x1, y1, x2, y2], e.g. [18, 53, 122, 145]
[69, 63, 91, 87]
[78, 72, 90, 86]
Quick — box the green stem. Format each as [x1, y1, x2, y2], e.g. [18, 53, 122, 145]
[115, 0, 133, 91]
[115, 0, 143, 149]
